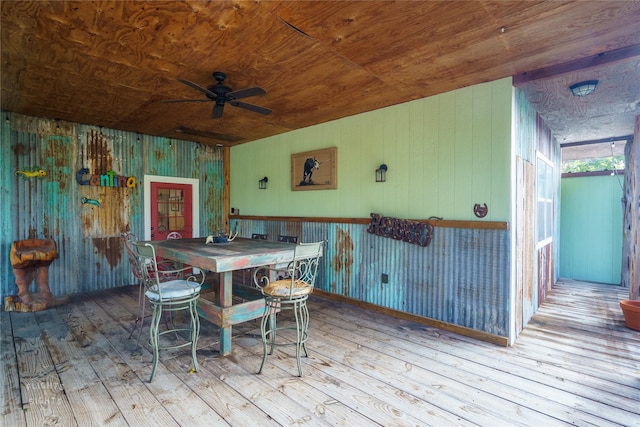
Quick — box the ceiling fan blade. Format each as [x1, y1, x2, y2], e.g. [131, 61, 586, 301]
[227, 86, 266, 100]
[178, 79, 217, 98]
[160, 98, 212, 103]
[229, 101, 272, 115]
[212, 103, 225, 119]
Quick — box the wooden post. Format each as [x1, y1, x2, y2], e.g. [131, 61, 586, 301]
[621, 115, 639, 299]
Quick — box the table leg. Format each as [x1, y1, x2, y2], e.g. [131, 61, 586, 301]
[218, 271, 233, 355]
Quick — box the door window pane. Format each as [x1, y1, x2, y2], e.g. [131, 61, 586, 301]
[157, 189, 185, 232]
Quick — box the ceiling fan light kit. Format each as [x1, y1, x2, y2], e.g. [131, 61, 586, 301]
[162, 71, 271, 118]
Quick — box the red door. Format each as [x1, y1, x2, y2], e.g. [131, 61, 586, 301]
[150, 182, 193, 240]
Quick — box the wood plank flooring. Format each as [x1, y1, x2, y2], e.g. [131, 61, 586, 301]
[2, 279, 639, 426]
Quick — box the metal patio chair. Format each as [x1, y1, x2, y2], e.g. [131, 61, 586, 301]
[122, 233, 185, 342]
[252, 241, 323, 377]
[134, 241, 205, 382]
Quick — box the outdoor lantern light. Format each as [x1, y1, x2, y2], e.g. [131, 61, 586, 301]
[569, 80, 599, 97]
[375, 164, 388, 182]
[258, 176, 268, 189]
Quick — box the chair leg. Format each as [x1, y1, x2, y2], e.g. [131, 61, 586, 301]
[137, 295, 147, 344]
[148, 303, 162, 382]
[301, 300, 309, 358]
[129, 280, 146, 342]
[268, 311, 277, 354]
[190, 299, 200, 373]
[258, 300, 277, 374]
[258, 306, 269, 374]
[258, 298, 310, 376]
[294, 299, 309, 377]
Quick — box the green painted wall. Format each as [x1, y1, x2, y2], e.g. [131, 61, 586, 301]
[560, 175, 623, 284]
[231, 78, 512, 221]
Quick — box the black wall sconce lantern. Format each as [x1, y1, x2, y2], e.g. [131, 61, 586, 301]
[375, 164, 388, 182]
[258, 176, 268, 189]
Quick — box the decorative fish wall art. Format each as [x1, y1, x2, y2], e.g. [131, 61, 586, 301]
[15, 168, 46, 179]
[81, 197, 102, 208]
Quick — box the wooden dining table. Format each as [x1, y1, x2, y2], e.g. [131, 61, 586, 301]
[149, 237, 297, 355]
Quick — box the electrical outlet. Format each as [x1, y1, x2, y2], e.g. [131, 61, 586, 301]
[381, 273, 389, 283]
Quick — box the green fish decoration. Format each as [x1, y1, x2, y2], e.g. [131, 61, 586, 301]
[81, 197, 102, 208]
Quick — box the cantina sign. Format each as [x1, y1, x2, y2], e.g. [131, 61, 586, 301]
[367, 213, 434, 247]
[76, 168, 136, 188]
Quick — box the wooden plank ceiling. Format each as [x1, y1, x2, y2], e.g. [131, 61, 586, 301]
[2, 1, 640, 147]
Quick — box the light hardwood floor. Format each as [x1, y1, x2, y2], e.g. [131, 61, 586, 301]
[2, 279, 639, 426]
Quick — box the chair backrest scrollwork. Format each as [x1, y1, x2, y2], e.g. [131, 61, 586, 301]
[254, 241, 324, 298]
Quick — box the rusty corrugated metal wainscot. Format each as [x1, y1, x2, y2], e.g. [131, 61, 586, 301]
[231, 216, 510, 343]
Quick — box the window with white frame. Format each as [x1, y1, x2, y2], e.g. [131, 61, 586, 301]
[537, 153, 554, 245]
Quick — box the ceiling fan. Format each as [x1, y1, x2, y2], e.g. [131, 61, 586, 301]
[162, 71, 272, 118]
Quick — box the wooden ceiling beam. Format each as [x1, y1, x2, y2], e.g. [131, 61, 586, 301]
[560, 135, 633, 148]
[513, 44, 640, 85]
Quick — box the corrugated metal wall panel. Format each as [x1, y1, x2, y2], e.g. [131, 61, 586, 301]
[233, 218, 510, 336]
[302, 222, 331, 294]
[229, 218, 305, 243]
[195, 144, 225, 237]
[1, 113, 224, 300]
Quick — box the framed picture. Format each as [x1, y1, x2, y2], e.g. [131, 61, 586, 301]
[291, 147, 337, 191]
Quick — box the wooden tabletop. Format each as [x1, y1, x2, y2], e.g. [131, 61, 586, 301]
[149, 237, 297, 272]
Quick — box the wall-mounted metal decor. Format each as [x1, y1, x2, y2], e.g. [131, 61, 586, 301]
[474, 203, 488, 218]
[81, 197, 102, 208]
[15, 168, 46, 179]
[76, 167, 137, 188]
[291, 147, 337, 191]
[367, 213, 434, 247]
